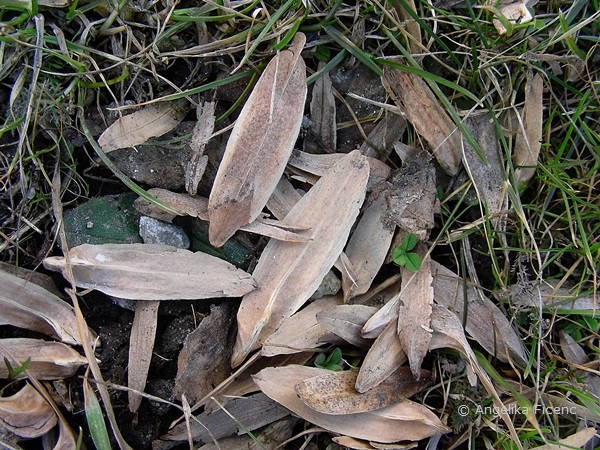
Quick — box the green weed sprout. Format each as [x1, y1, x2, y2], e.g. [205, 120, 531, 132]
[392, 233, 422, 272]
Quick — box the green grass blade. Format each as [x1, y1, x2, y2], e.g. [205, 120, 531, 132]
[83, 378, 111, 450]
[324, 25, 382, 76]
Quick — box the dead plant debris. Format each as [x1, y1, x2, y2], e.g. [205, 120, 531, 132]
[1, 1, 599, 449]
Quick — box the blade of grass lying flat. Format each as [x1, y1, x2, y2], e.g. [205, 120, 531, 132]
[324, 25, 382, 76]
[306, 49, 347, 85]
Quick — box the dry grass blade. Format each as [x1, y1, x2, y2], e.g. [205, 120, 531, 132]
[43, 243, 256, 300]
[0, 268, 97, 346]
[0, 383, 57, 439]
[382, 66, 461, 175]
[128, 300, 160, 414]
[253, 365, 449, 443]
[231, 151, 369, 367]
[208, 32, 307, 247]
[0, 338, 88, 380]
[396, 245, 433, 379]
[295, 367, 431, 415]
[514, 73, 544, 186]
[98, 99, 188, 153]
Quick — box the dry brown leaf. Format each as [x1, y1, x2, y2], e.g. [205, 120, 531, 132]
[514, 73, 543, 186]
[203, 353, 313, 414]
[232, 151, 369, 367]
[342, 191, 395, 300]
[428, 304, 523, 449]
[253, 365, 449, 443]
[397, 245, 433, 378]
[266, 176, 303, 220]
[528, 427, 596, 450]
[356, 320, 407, 393]
[287, 150, 391, 191]
[174, 303, 235, 405]
[155, 393, 290, 448]
[128, 300, 160, 413]
[0, 338, 87, 380]
[431, 261, 528, 366]
[196, 417, 297, 450]
[316, 305, 378, 348]
[308, 61, 336, 151]
[186, 101, 215, 195]
[208, 33, 307, 247]
[135, 188, 309, 243]
[0, 268, 96, 347]
[358, 112, 406, 159]
[0, 383, 57, 438]
[460, 114, 505, 216]
[98, 99, 188, 153]
[385, 150, 437, 239]
[333, 436, 375, 449]
[295, 367, 431, 415]
[262, 295, 345, 357]
[43, 243, 256, 301]
[382, 66, 461, 175]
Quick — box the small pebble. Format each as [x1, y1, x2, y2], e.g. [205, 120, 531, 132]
[139, 216, 190, 249]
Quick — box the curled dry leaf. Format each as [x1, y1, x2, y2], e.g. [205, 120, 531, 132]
[382, 66, 461, 176]
[135, 188, 310, 242]
[514, 73, 543, 186]
[0, 338, 88, 380]
[98, 99, 188, 153]
[208, 33, 307, 247]
[431, 261, 528, 366]
[0, 383, 57, 438]
[295, 367, 431, 415]
[316, 305, 378, 348]
[232, 151, 369, 367]
[262, 295, 345, 357]
[43, 243, 256, 301]
[358, 112, 406, 160]
[0, 268, 97, 346]
[492, 1, 533, 35]
[397, 245, 433, 379]
[253, 365, 449, 443]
